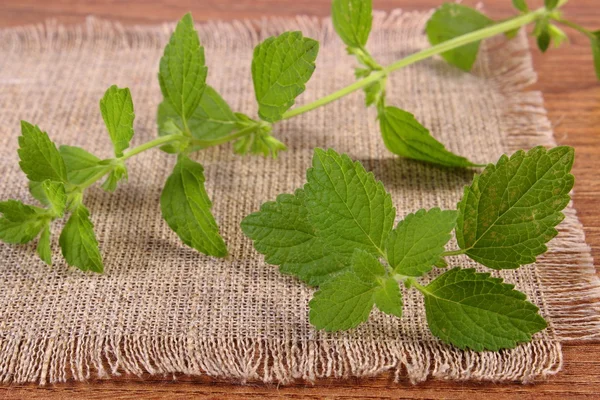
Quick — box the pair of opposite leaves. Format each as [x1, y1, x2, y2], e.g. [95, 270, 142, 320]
[242, 146, 574, 351]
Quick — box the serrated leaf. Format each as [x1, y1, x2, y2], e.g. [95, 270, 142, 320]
[59, 146, 106, 185]
[304, 148, 395, 259]
[386, 208, 457, 277]
[422, 267, 547, 351]
[379, 107, 478, 168]
[374, 277, 403, 318]
[59, 204, 103, 273]
[37, 224, 52, 265]
[41, 180, 66, 217]
[512, 0, 528, 12]
[160, 154, 227, 257]
[241, 189, 345, 286]
[251, 31, 319, 122]
[426, 4, 493, 71]
[0, 200, 46, 244]
[545, 0, 559, 10]
[100, 85, 135, 157]
[331, 0, 373, 49]
[456, 146, 574, 270]
[310, 249, 402, 330]
[159, 13, 207, 121]
[158, 85, 238, 142]
[18, 121, 67, 183]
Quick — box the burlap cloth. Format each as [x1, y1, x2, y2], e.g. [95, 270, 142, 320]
[0, 10, 598, 385]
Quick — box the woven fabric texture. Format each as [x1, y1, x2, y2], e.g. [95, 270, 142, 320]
[0, 11, 598, 385]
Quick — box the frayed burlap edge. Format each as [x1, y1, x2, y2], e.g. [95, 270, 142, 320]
[0, 11, 598, 386]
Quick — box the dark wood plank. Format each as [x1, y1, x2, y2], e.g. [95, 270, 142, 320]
[0, 0, 598, 398]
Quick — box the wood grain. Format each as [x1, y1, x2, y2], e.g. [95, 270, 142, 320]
[0, 0, 598, 398]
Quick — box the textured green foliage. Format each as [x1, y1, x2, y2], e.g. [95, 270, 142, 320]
[426, 4, 493, 71]
[304, 148, 395, 259]
[41, 180, 66, 217]
[159, 13, 207, 121]
[59, 204, 103, 272]
[456, 146, 574, 270]
[386, 208, 457, 277]
[309, 250, 402, 330]
[251, 31, 319, 122]
[331, 0, 373, 48]
[512, 0, 529, 12]
[158, 85, 238, 141]
[0, 200, 46, 244]
[241, 189, 344, 286]
[59, 146, 105, 185]
[422, 267, 547, 351]
[18, 121, 67, 183]
[379, 107, 478, 167]
[100, 85, 135, 156]
[37, 225, 52, 265]
[160, 155, 227, 257]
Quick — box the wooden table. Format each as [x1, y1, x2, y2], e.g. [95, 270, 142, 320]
[1, 0, 598, 398]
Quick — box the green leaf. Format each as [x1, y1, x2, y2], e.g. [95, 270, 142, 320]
[310, 249, 400, 331]
[422, 267, 547, 351]
[18, 121, 67, 183]
[101, 164, 128, 192]
[99, 85, 135, 157]
[534, 19, 551, 53]
[456, 146, 574, 270]
[545, 0, 559, 10]
[59, 204, 103, 273]
[251, 31, 319, 122]
[29, 181, 50, 206]
[59, 146, 106, 185]
[548, 24, 568, 48]
[364, 80, 385, 108]
[331, 0, 373, 48]
[304, 148, 396, 259]
[505, 27, 521, 40]
[0, 200, 46, 244]
[426, 4, 493, 71]
[589, 31, 600, 80]
[158, 85, 238, 141]
[512, 0, 529, 12]
[159, 13, 207, 121]
[37, 225, 52, 265]
[160, 154, 228, 257]
[379, 107, 478, 168]
[241, 189, 345, 286]
[386, 208, 457, 277]
[41, 180, 66, 217]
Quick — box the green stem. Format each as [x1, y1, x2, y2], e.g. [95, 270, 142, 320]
[555, 18, 595, 39]
[442, 249, 467, 257]
[120, 134, 186, 161]
[281, 7, 547, 120]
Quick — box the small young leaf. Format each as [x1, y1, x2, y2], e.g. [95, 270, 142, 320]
[241, 189, 345, 286]
[385, 208, 457, 277]
[379, 107, 479, 168]
[160, 154, 228, 257]
[252, 31, 319, 122]
[548, 24, 568, 48]
[589, 31, 600, 80]
[18, 121, 67, 183]
[426, 4, 493, 71]
[310, 249, 400, 330]
[331, 0, 373, 49]
[512, 0, 529, 12]
[59, 146, 105, 185]
[533, 19, 551, 53]
[100, 85, 135, 157]
[158, 85, 238, 141]
[304, 148, 396, 259]
[101, 164, 128, 192]
[456, 146, 574, 270]
[37, 225, 52, 265]
[545, 0, 559, 10]
[59, 204, 104, 273]
[159, 13, 207, 121]
[0, 201, 46, 244]
[364, 80, 385, 108]
[41, 180, 67, 217]
[422, 267, 547, 351]
[29, 181, 50, 206]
